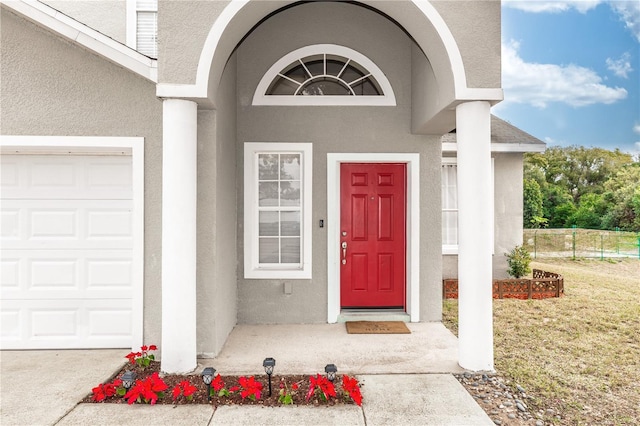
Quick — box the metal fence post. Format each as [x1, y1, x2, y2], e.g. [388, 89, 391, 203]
[572, 225, 577, 260]
[616, 227, 620, 255]
[534, 230, 537, 259]
[600, 234, 604, 261]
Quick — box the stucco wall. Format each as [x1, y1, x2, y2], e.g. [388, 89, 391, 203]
[432, 0, 501, 88]
[196, 53, 238, 357]
[233, 2, 442, 324]
[442, 153, 524, 280]
[156, 0, 500, 93]
[0, 9, 163, 345]
[41, 0, 126, 43]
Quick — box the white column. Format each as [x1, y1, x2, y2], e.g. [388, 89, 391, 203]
[161, 98, 198, 373]
[456, 101, 494, 371]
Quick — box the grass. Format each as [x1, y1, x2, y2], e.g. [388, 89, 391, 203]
[443, 258, 640, 425]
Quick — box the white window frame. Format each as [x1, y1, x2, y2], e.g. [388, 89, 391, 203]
[253, 44, 396, 106]
[126, 0, 157, 57]
[441, 157, 494, 255]
[244, 143, 312, 279]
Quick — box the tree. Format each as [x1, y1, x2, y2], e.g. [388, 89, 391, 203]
[567, 193, 608, 229]
[524, 147, 637, 230]
[523, 178, 545, 228]
[601, 164, 640, 231]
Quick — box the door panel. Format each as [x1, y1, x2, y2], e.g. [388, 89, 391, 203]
[340, 163, 406, 308]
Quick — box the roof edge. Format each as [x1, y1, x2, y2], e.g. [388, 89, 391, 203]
[1, 0, 157, 83]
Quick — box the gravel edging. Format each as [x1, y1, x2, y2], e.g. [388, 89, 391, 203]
[455, 373, 562, 426]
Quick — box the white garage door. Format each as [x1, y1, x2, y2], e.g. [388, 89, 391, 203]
[1, 154, 133, 349]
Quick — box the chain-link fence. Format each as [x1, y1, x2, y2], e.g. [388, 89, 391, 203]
[523, 228, 640, 259]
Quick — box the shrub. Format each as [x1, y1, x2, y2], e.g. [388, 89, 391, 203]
[505, 245, 531, 278]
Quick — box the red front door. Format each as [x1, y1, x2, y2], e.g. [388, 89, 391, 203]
[340, 163, 406, 308]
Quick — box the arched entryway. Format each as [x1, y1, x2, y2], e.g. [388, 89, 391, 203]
[159, 0, 500, 374]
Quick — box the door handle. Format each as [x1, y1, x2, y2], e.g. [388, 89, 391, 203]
[341, 241, 347, 264]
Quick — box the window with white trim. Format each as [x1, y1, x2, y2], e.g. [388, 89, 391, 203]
[244, 143, 312, 279]
[127, 0, 157, 58]
[441, 158, 458, 254]
[253, 44, 396, 106]
[441, 157, 494, 255]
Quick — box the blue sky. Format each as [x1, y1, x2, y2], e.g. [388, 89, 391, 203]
[493, 1, 640, 156]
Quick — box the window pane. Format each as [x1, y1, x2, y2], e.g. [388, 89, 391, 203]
[281, 211, 300, 236]
[280, 154, 300, 180]
[442, 211, 458, 245]
[341, 64, 366, 85]
[259, 211, 279, 236]
[280, 181, 300, 206]
[281, 238, 301, 263]
[259, 238, 279, 263]
[300, 80, 351, 96]
[258, 154, 279, 180]
[267, 77, 298, 95]
[303, 59, 324, 76]
[136, 11, 157, 57]
[351, 78, 381, 96]
[259, 182, 279, 206]
[326, 58, 346, 76]
[283, 63, 309, 82]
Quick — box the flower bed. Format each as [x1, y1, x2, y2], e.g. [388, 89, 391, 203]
[85, 346, 362, 407]
[443, 269, 564, 300]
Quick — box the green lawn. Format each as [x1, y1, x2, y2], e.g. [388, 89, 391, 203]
[443, 258, 640, 425]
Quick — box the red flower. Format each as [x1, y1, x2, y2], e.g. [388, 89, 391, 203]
[171, 380, 198, 401]
[342, 375, 363, 406]
[149, 344, 157, 351]
[292, 383, 299, 390]
[124, 372, 168, 405]
[125, 352, 137, 364]
[141, 345, 148, 352]
[238, 376, 263, 400]
[306, 374, 336, 402]
[229, 386, 240, 392]
[91, 379, 121, 402]
[211, 374, 225, 392]
[91, 384, 107, 402]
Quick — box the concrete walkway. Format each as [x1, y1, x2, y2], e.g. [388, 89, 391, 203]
[1, 323, 493, 425]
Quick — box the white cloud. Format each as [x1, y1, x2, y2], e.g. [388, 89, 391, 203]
[504, 1, 640, 42]
[606, 53, 633, 78]
[610, 1, 640, 42]
[633, 123, 640, 135]
[503, 0, 602, 14]
[502, 40, 628, 108]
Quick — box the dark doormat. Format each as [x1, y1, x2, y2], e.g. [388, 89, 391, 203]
[345, 321, 411, 334]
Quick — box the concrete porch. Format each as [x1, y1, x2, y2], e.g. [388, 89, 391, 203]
[199, 322, 463, 375]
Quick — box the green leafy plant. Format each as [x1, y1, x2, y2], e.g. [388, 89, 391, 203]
[505, 245, 532, 278]
[278, 378, 300, 405]
[211, 374, 234, 398]
[125, 344, 157, 367]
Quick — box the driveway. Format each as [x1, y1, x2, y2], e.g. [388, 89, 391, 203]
[1, 349, 125, 426]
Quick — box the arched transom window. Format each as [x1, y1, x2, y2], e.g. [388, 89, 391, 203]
[253, 44, 396, 106]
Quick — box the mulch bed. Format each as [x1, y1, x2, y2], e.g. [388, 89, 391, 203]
[82, 361, 358, 407]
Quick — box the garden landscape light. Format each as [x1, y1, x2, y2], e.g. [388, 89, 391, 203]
[121, 371, 136, 390]
[263, 357, 276, 396]
[324, 364, 338, 382]
[201, 367, 216, 401]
